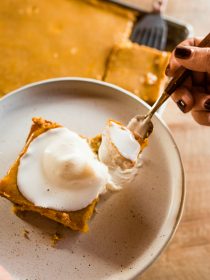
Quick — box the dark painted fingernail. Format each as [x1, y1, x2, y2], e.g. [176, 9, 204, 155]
[175, 46, 192, 59]
[165, 64, 170, 76]
[204, 99, 210, 111]
[177, 100, 186, 112]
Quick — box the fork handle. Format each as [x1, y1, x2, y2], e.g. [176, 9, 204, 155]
[165, 32, 210, 96]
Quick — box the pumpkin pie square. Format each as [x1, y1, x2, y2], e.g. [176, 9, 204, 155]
[0, 118, 100, 232]
[104, 41, 170, 105]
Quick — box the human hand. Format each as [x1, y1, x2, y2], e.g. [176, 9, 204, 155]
[165, 37, 210, 125]
[0, 265, 12, 280]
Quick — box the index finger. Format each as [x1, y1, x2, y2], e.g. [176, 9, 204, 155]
[166, 37, 202, 77]
[0, 266, 12, 280]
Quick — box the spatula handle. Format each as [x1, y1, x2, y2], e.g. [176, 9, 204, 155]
[165, 32, 210, 96]
[153, 0, 168, 13]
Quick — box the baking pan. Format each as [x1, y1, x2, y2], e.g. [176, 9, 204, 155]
[107, 0, 193, 51]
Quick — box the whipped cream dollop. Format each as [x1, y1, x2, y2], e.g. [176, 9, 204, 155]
[17, 128, 109, 211]
[17, 121, 142, 211]
[98, 120, 141, 190]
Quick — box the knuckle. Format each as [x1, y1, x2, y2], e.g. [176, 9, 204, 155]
[193, 48, 210, 72]
[178, 38, 194, 47]
[171, 90, 181, 102]
[206, 48, 210, 73]
[191, 110, 210, 126]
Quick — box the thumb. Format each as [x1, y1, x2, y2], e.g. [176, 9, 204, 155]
[174, 46, 210, 72]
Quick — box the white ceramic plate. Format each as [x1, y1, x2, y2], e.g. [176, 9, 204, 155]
[0, 78, 184, 280]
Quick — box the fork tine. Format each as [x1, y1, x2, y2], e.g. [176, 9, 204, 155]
[155, 25, 168, 50]
[130, 26, 140, 42]
[139, 29, 151, 46]
[152, 28, 161, 49]
[131, 24, 145, 43]
[146, 28, 157, 48]
[132, 28, 146, 44]
[136, 28, 146, 43]
[153, 28, 163, 50]
[133, 28, 145, 43]
[160, 27, 168, 50]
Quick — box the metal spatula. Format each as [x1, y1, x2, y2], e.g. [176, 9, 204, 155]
[130, 0, 168, 50]
[127, 32, 210, 140]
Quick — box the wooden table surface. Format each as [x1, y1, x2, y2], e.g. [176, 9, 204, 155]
[121, 0, 210, 279]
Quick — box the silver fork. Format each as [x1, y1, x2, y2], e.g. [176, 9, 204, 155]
[130, 0, 168, 50]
